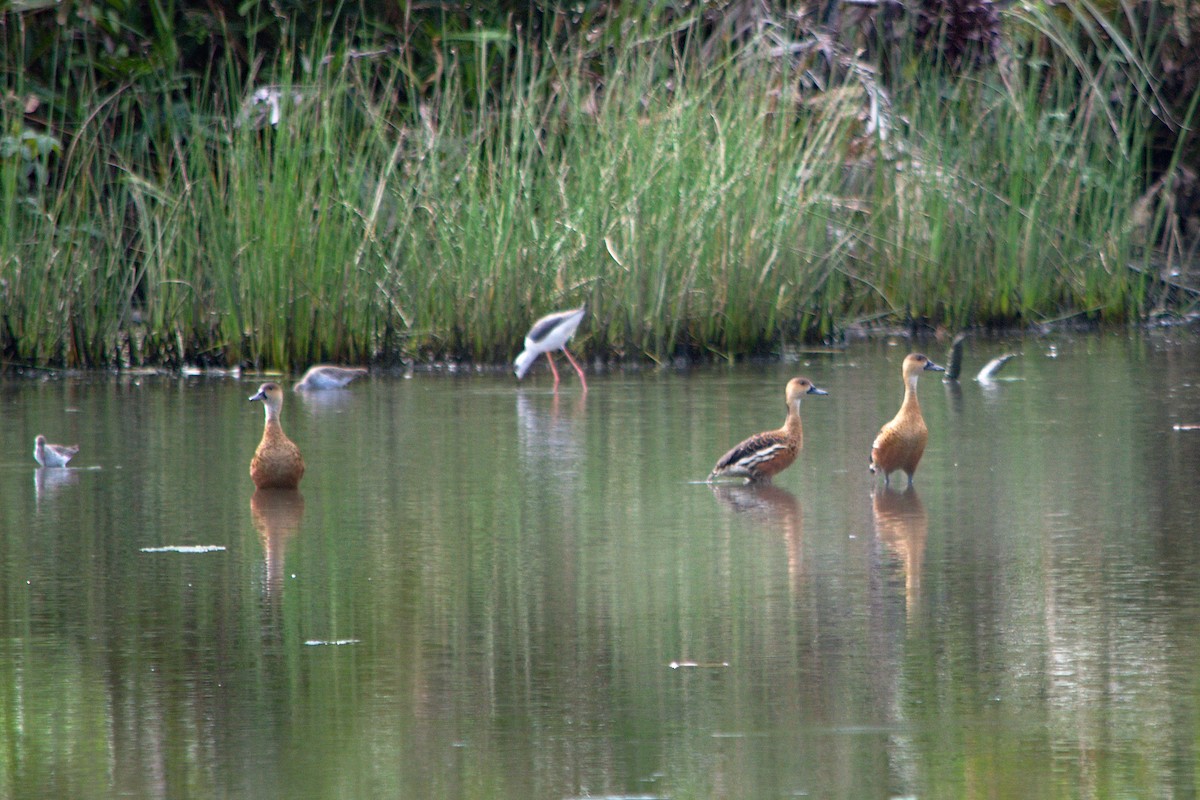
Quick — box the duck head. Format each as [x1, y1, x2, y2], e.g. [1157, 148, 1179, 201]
[785, 376, 828, 409]
[250, 382, 286, 419]
[903, 353, 944, 386]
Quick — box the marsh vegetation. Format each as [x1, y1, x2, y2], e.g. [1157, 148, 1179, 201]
[2, 2, 1197, 369]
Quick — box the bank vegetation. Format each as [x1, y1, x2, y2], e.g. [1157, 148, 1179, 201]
[2, 1, 1198, 368]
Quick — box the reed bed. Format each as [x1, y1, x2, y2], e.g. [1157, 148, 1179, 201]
[0, 26, 1168, 369]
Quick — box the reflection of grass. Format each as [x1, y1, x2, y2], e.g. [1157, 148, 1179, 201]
[0, 31, 1160, 369]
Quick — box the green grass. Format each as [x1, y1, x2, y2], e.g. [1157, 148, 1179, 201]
[866, 61, 1150, 328]
[0, 23, 1177, 369]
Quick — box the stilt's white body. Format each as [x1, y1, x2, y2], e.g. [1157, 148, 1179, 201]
[514, 307, 588, 390]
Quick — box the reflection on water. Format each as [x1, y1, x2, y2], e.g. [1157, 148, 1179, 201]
[1, 333, 1199, 798]
[250, 488, 305, 597]
[515, 389, 588, 488]
[710, 482, 804, 591]
[293, 386, 358, 412]
[871, 487, 926, 618]
[33, 465, 80, 505]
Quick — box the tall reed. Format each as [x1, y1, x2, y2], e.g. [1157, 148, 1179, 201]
[865, 56, 1150, 329]
[0, 20, 1171, 369]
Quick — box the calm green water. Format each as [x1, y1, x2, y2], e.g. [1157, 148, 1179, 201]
[2, 331, 1199, 799]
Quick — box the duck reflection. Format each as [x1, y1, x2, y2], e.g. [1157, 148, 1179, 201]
[710, 483, 804, 591]
[34, 466, 80, 506]
[872, 487, 927, 618]
[250, 489, 305, 597]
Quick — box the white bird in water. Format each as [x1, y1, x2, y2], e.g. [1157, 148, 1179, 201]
[514, 307, 588, 391]
[34, 434, 79, 467]
[293, 365, 368, 391]
[976, 353, 1019, 383]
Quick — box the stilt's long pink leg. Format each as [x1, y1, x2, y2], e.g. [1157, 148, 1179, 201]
[561, 347, 588, 392]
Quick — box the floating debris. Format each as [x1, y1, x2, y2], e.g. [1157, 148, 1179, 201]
[140, 545, 226, 554]
[668, 660, 730, 670]
[304, 639, 361, 647]
[180, 365, 243, 378]
[1173, 424, 1200, 431]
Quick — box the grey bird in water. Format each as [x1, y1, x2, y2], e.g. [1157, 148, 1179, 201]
[944, 332, 967, 381]
[293, 365, 368, 391]
[34, 435, 79, 467]
[976, 352, 1019, 382]
[942, 333, 1019, 383]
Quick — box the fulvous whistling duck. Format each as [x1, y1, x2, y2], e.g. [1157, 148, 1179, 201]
[33, 435, 79, 467]
[249, 382, 305, 489]
[293, 365, 368, 391]
[869, 353, 943, 486]
[514, 307, 588, 391]
[708, 377, 828, 483]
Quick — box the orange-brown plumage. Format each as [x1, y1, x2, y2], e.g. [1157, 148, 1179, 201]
[249, 382, 305, 490]
[708, 377, 828, 483]
[870, 353, 943, 486]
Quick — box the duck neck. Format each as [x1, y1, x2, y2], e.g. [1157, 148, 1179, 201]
[783, 399, 803, 443]
[900, 374, 921, 417]
[262, 402, 282, 430]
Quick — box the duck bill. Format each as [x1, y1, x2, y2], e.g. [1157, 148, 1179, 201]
[923, 360, 946, 373]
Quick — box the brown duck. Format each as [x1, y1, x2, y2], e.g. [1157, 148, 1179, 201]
[249, 382, 305, 489]
[869, 353, 944, 487]
[708, 377, 828, 483]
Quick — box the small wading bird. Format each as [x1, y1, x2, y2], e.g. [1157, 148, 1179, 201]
[293, 365, 368, 391]
[249, 382, 305, 490]
[708, 377, 828, 484]
[513, 306, 588, 391]
[870, 353, 944, 487]
[33, 434, 79, 468]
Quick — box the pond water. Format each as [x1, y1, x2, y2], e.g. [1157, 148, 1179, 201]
[2, 330, 1199, 799]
